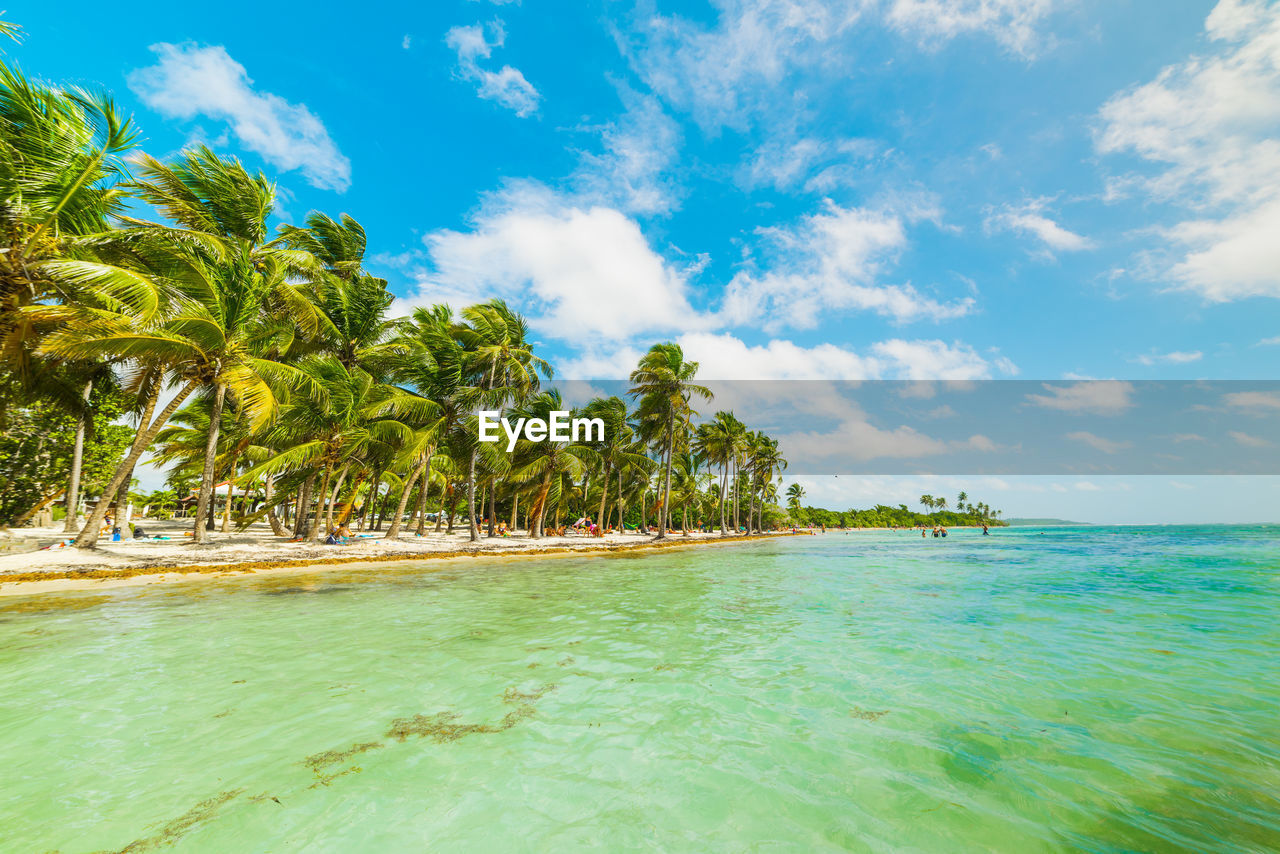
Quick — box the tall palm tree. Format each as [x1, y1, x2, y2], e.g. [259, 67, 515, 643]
[510, 390, 597, 538]
[455, 299, 549, 541]
[383, 305, 456, 539]
[694, 412, 741, 535]
[278, 212, 398, 372]
[239, 355, 430, 539]
[0, 60, 145, 367]
[786, 482, 805, 513]
[628, 343, 710, 541]
[43, 147, 322, 547]
[580, 395, 643, 532]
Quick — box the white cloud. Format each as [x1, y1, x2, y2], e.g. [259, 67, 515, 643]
[720, 199, 975, 329]
[573, 91, 683, 216]
[1257, 336, 1280, 346]
[621, 0, 1062, 131]
[445, 21, 540, 117]
[740, 135, 883, 192]
[1223, 390, 1280, 410]
[985, 198, 1094, 256]
[619, 0, 872, 131]
[1066, 431, 1133, 454]
[128, 43, 351, 191]
[560, 332, 1016, 381]
[885, 0, 1058, 57]
[869, 339, 1012, 380]
[1027, 381, 1135, 415]
[394, 183, 709, 343]
[403, 34, 412, 49]
[1096, 0, 1280, 300]
[668, 333, 881, 380]
[1132, 350, 1203, 366]
[1228, 430, 1272, 447]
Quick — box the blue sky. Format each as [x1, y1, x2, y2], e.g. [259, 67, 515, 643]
[11, 0, 1280, 521]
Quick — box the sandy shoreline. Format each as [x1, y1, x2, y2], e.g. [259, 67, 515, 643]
[0, 520, 798, 597]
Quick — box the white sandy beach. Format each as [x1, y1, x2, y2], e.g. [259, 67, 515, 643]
[0, 518, 771, 595]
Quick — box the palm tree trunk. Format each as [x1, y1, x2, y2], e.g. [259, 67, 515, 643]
[12, 489, 64, 528]
[359, 471, 379, 531]
[293, 474, 314, 538]
[732, 459, 740, 532]
[415, 461, 431, 535]
[264, 476, 288, 537]
[113, 456, 140, 531]
[596, 460, 610, 535]
[509, 491, 519, 533]
[74, 381, 198, 549]
[62, 379, 92, 533]
[308, 462, 333, 541]
[192, 383, 227, 545]
[385, 458, 427, 539]
[220, 454, 238, 533]
[335, 469, 366, 528]
[326, 463, 351, 532]
[487, 483, 497, 537]
[529, 476, 552, 538]
[466, 449, 479, 542]
[719, 462, 728, 535]
[656, 414, 674, 540]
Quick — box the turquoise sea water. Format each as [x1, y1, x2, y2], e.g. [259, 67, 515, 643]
[2, 526, 1279, 852]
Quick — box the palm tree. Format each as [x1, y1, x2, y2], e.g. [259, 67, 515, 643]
[382, 305, 457, 539]
[694, 412, 741, 535]
[455, 299, 550, 541]
[578, 395, 624, 531]
[0, 61, 144, 367]
[239, 355, 430, 539]
[628, 343, 710, 541]
[278, 212, 399, 372]
[786, 483, 805, 513]
[509, 390, 597, 538]
[44, 147, 323, 547]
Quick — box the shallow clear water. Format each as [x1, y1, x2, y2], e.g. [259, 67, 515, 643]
[2, 526, 1279, 852]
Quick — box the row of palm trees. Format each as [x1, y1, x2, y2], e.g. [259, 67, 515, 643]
[919, 493, 1001, 522]
[0, 49, 789, 547]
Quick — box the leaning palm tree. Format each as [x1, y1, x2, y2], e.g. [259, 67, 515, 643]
[278, 212, 400, 372]
[0, 61, 145, 368]
[239, 355, 431, 540]
[628, 343, 711, 541]
[509, 390, 598, 538]
[382, 304, 456, 539]
[43, 148, 323, 547]
[455, 299, 550, 541]
[581, 395, 645, 534]
[116, 147, 322, 544]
